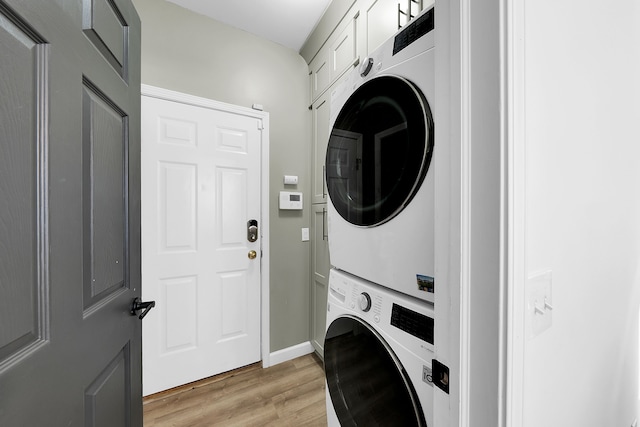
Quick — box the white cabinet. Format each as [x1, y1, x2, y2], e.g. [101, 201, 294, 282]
[309, 11, 359, 102]
[363, 0, 399, 54]
[309, 50, 330, 102]
[329, 16, 358, 81]
[308, 23, 354, 353]
[311, 70, 352, 204]
[311, 91, 330, 204]
[310, 204, 330, 355]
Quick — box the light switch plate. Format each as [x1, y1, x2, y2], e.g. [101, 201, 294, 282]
[526, 270, 553, 339]
[301, 228, 309, 242]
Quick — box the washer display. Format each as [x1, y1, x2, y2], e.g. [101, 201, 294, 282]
[324, 268, 434, 426]
[326, 7, 436, 302]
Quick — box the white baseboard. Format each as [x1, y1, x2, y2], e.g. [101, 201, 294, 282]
[265, 341, 315, 368]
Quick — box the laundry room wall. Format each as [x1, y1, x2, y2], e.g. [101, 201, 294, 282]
[516, 0, 640, 425]
[132, 0, 312, 353]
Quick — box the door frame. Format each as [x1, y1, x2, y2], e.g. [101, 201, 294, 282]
[140, 84, 271, 368]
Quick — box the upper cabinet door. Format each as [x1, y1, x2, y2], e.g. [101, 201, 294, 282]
[364, 0, 399, 54]
[310, 50, 330, 102]
[329, 15, 358, 81]
[312, 70, 353, 204]
[310, 11, 359, 102]
[311, 90, 331, 204]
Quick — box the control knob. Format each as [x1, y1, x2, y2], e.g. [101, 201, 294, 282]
[358, 292, 372, 312]
[359, 57, 374, 77]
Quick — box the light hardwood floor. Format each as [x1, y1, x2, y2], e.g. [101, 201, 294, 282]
[143, 353, 327, 426]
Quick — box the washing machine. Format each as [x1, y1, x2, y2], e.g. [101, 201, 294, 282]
[326, 7, 435, 303]
[324, 268, 434, 426]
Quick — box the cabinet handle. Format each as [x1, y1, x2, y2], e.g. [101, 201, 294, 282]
[322, 207, 328, 241]
[398, 0, 422, 29]
[410, 0, 421, 19]
[322, 164, 326, 198]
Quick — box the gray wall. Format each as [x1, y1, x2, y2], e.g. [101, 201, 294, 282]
[132, 0, 312, 352]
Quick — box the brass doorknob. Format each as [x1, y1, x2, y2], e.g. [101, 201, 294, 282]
[248, 250, 257, 259]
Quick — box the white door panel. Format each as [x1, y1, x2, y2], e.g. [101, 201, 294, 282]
[142, 95, 262, 395]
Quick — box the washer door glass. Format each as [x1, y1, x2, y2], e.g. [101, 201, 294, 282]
[326, 75, 433, 226]
[324, 316, 426, 427]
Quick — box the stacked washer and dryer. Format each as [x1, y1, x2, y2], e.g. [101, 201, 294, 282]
[323, 6, 437, 427]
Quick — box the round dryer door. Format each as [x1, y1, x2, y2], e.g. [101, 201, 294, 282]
[325, 75, 434, 226]
[324, 316, 427, 427]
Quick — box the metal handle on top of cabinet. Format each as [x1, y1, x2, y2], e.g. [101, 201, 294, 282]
[322, 207, 328, 241]
[398, 0, 421, 29]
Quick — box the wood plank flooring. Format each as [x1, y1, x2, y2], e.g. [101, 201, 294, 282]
[143, 353, 327, 426]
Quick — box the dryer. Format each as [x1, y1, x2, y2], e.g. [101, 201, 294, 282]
[326, 7, 436, 303]
[324, 268, 434, 426]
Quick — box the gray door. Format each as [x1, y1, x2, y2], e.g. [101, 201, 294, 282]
[0, 0, 143, 425]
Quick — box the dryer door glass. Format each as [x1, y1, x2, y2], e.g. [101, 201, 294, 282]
[326, 76, 433, 226]
[324, 316, 427, 427]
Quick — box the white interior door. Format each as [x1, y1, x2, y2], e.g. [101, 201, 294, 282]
[141, 93, 263, 396]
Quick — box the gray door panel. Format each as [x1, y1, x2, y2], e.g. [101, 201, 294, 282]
[0, 0, 142, 425]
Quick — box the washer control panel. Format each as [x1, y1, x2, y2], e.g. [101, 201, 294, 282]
[328, 269, 435, 353]
[391, 303, 434, 344]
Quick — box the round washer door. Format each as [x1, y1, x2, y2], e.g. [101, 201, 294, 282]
[325, 75, 433, 226]
[324, 316, 427, 427]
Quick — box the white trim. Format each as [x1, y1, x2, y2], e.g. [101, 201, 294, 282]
[141, 85, 267, 121]
[504, 0, 527, 424]
[259, 113, 271, 369]
[459, 0, 472, 424]
[268, 341, 315, 367]
[498, 0, 509, 425]
[139, 84, 271, 372]
[433, 1, 463, 424]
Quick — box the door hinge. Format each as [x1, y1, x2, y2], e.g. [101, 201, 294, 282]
[432, 359, 450, 394]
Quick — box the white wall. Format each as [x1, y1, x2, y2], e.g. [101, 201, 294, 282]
[517, 0, 640, 425]
[456, 0, 640, 424]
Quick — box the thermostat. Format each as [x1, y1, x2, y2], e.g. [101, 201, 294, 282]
[279, 191, 303, 210]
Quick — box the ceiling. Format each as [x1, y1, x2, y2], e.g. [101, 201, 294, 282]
[166, 0, 333, 51]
